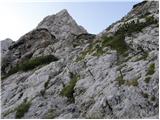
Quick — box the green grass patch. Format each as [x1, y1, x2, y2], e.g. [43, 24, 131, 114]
[116, 76, 139, 87]
[141, 92, 149, 99]
[19, 55, 58, 71]
[93, 44, 105, 56]
[150, 96, 156, 101]
[126, 79, 139, 86]
[40, 79, 50, 97]
[146, 63, 155, 75]
[44, 109, 56, 119]
[60, 73, 80, 102]
[116, 76, 125, 86]
[15, 100, 31, 119]
[144, 77, 151, 83]
[3, 55, 58, 79]
[102, 34, 127, 54]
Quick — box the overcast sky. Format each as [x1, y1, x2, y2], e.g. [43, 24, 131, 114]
[0, 0, 141, 41]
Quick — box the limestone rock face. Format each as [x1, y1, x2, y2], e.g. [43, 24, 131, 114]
[37, 9, 87, 40]
[0, 38, 14, 58]
[125, 25, 159, 52]
[1, 1, 159, 119]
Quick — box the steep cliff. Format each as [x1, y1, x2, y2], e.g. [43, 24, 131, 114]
[1, 1, 159, 119]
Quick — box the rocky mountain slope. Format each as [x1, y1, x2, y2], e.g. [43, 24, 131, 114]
[1, 1, 159, 119]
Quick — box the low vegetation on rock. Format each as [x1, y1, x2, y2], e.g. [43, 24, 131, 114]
[141, 92, 149, 99]
[146, 63, 155, 75]
[117, 16, 158, 36]
[126, 79, 139, 86]
[116, 76, 125, 86]
[76, 16, 157, 61]
[44, 109, 56, 119]
[134, 52, 148, 62]
[3, 55, 58, 79]
[15, 100, 31, 119]
[19, 55, 59, 71]
[60, 73, 80, 102]
[116, 71, 139, 87]
[144, 77, 151, 83]
[76, 16, 158, 61]
[40, 79, 50, 97]
[102, 34, 127, 54]
[150, 96, 156, 101]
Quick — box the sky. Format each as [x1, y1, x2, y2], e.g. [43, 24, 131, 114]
[0, 0, 141, 41]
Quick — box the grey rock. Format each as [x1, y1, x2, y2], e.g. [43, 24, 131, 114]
[37, 9, 87, 40]
[1, 1, 159, 119]
[0, 38, 14, 58]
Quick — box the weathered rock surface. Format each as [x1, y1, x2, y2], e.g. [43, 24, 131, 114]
[37, 9, 87, 40]
[1, 1, 159, 119]
[0, 38, 14, 58]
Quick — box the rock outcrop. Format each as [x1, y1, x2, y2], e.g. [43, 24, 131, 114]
[0, 38, 14, 58]
[1, 1, 159, 119]
[37, 9, 87, 40]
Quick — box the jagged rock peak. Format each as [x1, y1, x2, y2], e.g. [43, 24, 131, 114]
[55, 9, 69, 16]
[37, 9, 87, 40]
[0, 38, 14, 57]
